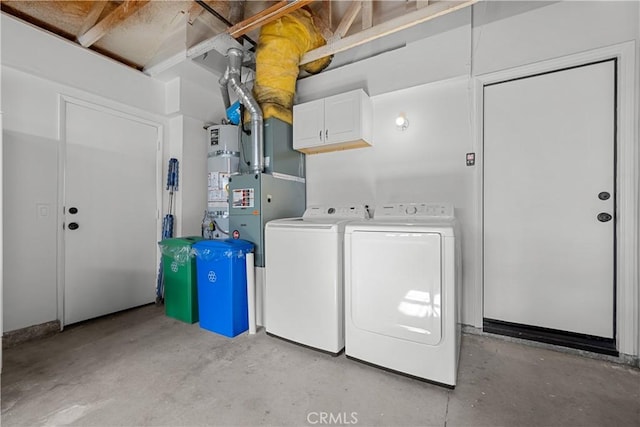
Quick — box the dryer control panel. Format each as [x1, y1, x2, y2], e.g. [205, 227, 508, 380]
[303, 205, 369, 220]
[375, 202, 454, 219]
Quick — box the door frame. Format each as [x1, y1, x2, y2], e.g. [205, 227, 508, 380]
[472, 41, 638, 357]
[57, 95, 164, 329]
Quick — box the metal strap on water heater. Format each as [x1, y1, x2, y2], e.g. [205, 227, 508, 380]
[208, 150, 240, 158]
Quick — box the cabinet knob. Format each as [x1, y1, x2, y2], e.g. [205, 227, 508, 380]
[325, 129, 329, 141]
[319, 130, 322, 141]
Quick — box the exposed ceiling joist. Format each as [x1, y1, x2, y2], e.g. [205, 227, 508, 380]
[314, 0, 333, 40]
[187, 1, 205, 25]
[362, 0, 373, 30]
[77, 0, 150, 48]
[2, 0, 480, 77]
[322, 0, 332, 29]
[334, 1, 362, 40]
[226, 0, 314, 39]
[76, 1, 108, 39]
[228, 0, 246, 25]
[300, 0, 478, 65]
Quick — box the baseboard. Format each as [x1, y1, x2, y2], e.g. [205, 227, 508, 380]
[3, 320, 61, 349]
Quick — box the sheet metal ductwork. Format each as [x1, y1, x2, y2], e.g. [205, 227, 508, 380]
[218, 8, 329, 172]
[224, 47, 264, 173]
[253, 8, 331, 125]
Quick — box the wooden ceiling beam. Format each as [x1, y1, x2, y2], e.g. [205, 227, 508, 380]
[314, 0, 334, 40]
[300, 0, 478, 65]
[362, 0, 373, 30]
[77, 0, 151, 48]
[322, 0, 332, 30]
[187, 1, 205, 25]
[228, 0, 246, 24]
[334, 1, 362, 40]
[76, 1, 108, 39]
[226, 0, 315, 39]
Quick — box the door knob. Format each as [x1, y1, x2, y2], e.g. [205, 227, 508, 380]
[68, 222, 79, 230]
[597, 213, 612, 222]
[598, 192, 610, 201]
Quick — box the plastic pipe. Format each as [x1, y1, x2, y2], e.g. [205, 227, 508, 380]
[246, 252, 257, 334]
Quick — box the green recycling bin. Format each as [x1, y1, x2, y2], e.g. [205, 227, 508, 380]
[159, 236, 204, 323]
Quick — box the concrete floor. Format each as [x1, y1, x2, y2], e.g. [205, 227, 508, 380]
[2, 305, 639, 427]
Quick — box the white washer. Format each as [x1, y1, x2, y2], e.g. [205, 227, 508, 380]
[265, 205, 369, 354]
[344, 202, 460, 387]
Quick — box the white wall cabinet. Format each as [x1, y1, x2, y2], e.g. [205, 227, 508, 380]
[293, 89, 373, 154]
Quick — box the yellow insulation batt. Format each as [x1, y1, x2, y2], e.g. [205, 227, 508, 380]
[253, 8, 331, 125]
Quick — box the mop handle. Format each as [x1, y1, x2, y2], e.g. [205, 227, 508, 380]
[166, 158, 179, 191]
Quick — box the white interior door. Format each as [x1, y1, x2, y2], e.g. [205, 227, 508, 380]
[483, 60, 615, 339]
[64, 102, 159, 325]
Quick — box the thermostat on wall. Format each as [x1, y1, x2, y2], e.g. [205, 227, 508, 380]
[466, 152, 475, 166]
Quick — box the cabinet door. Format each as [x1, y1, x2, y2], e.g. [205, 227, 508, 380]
[293, 98, 325, 149]
[324, 91, 361, 144]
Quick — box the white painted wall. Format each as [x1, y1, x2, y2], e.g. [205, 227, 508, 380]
[472, 1, 639, 75]
[1, 14, 167, 332]
[181, 115, 209, 236]
[165, 76, 226, 238]
[298, 0, 639, 337]
[1, 13, 4, 367]
[296, 8, 472, 103]
[2, 130, 58, 331]
[306, 78, 476, 322]
[1, 14, 165, 116]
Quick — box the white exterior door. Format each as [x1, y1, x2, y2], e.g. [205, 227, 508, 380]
[483, 61, 615, 339]
[64, 102, 159, 325]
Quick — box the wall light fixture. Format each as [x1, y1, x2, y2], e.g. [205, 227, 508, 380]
[395, 114, 409, 131]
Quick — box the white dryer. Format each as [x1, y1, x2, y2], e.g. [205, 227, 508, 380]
[344, 202, 460, 387]
[265, 205, 369, 354]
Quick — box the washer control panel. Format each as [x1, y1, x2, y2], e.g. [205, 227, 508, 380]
[303, 204, 369, 220]
[374, 203, 454, 219]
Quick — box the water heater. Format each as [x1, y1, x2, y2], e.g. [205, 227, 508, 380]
[205, 124, 240, 239]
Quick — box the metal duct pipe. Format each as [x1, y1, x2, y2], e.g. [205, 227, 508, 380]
[226, 47, 264, 173]
[218, 68, 231, 110]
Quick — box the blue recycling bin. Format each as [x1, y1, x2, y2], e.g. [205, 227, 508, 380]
[192, 239, 254, 338]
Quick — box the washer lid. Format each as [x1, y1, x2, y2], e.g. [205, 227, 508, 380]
[266, 217, 343, 231]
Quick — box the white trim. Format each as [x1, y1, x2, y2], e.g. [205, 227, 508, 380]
[470, 77, 484, 328]
[0, 112, 4, 371]
[474, 41, 638, 356]
[143, 50, 187, 77]
[57, 95, 164, 329]
[57, 98, 66, 330]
